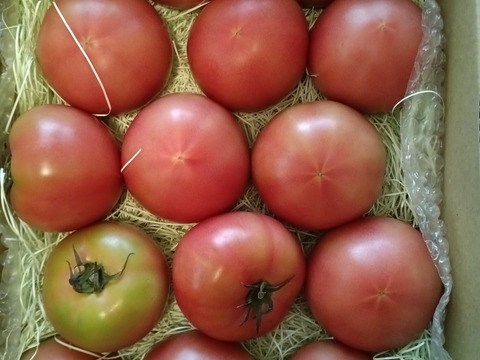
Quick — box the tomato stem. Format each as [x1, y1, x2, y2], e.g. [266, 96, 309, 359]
[238, 277, 292, 335]
[67, 245, 134, 294]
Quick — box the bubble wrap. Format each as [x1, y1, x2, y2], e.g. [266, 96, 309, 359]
[400, 0, 452, 359]
[0, 1, 21, 357]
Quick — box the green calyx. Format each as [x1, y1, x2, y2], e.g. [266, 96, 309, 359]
[67, 245, 134, 294]
[238, 277, 292, 335]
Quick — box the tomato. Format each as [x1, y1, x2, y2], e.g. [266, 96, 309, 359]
[8, 104, 122, 233]
[305, 216, 443, 353]
[152, 0, 209, 9]
[308, 0, 423, 114]
[187, 0, 309, 112]
[290, 340, 372, 360]
[144, 330, 253, 360]
[121, 93, 250, 223]
[172, 211, 306, 341]
[251, 100, 386, 230]
[42, 222, 170, 353]
[297, 0, 333, 8]
[37, 0, 173, 115]
[21, 337, 97, 360]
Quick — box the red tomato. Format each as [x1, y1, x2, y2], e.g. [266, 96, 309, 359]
[308, 0, 423, 113]
[21, 337, 97, 360]
[8, 104, 123, 233]
[37, 0, 173, 115]
[305, 216, 443, 353]
[152, 0, 209, 9]
[251, 100, 386, 230]
[290, 340, 372, 360]
[172, 211, 306, 341]
[187, 0, 309, 112]
[121, 93, 250, 223]
[297, 0, 333, 8]
[42, 222, 170, 353]
[144, 330, 253, 360]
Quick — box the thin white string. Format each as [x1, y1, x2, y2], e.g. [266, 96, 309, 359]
[53, 1, 112, 116]
[392, 89, 445, 114]
[54, 336, 113, 358]
[121, 149, 142, 173]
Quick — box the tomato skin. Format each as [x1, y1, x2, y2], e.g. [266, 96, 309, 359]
[172, 211, 306, 341]
[21, 337, 97, 360]
[144, 330, 253, 360]
[121, 93, 250, 223]
[37, 0, 173, 115]
[308, 0, 422, 114]
[251, 100, 386, 230]
[305, 216, 443, 353]
[187, 0, 309, 112]
[290, 340, 372, 360]
[9, 104, 123, 232]
[42, 222, 170, 353]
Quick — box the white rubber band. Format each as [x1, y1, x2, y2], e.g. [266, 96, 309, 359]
[54, 336, 111, 358]
[121, 149, 142, 173]
[53, 1, 112, 116]
[392, 89, 445, 114]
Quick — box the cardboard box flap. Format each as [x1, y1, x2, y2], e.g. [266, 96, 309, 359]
[440, 0, 480, 358]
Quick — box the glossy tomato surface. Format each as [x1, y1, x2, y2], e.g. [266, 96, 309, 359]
[121, 93, 250, 223]
[305, 216, 443, 353]
[187, 0, 309, 112]
[42, 222, 170, 353]
[251, 100, 386, 230]
[172, 211, 306, 341]
[37, 0, 173, 115]
[290, 340, 372, 360]
[21, 337, 97, 360]
[9, 104, 123, 232]
[308, 0, 423, 113]
[144, 330, 253, 360]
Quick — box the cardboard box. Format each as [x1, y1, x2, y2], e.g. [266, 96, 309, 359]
[439, 0, 480, 358]
[0, 0, 479, 358]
